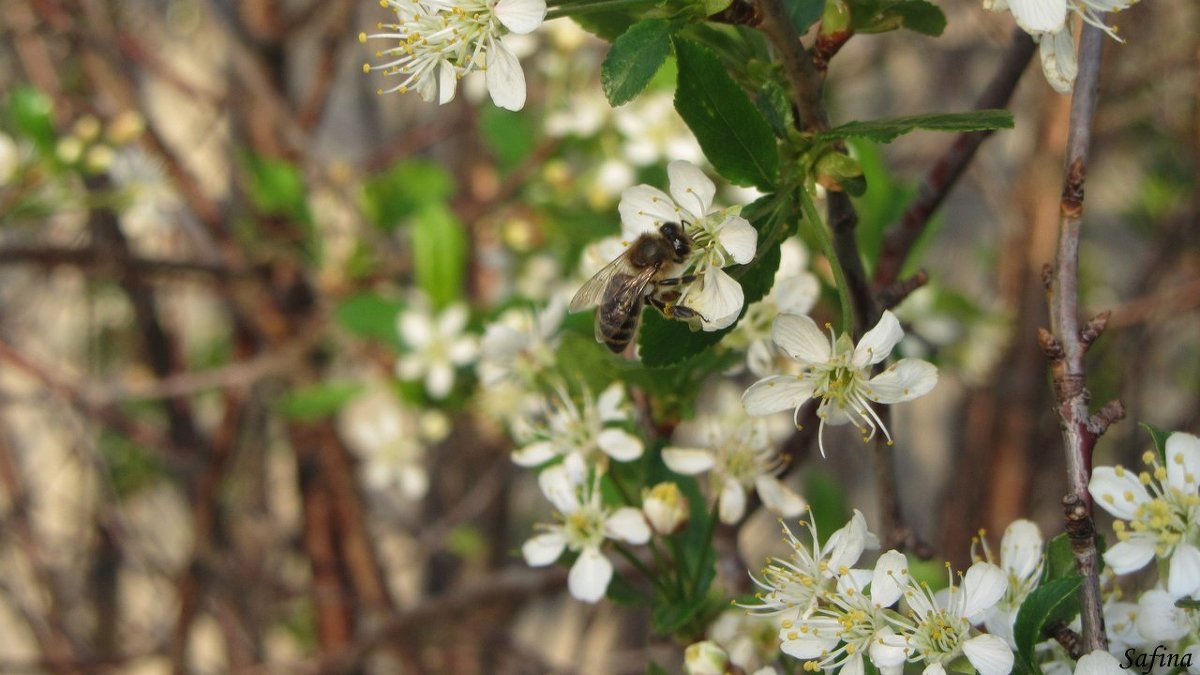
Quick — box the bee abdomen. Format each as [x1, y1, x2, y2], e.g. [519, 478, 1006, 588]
[600, 311, 641, 353]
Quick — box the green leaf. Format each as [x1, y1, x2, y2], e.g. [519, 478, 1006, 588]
[646, 662, 671, 675]
[638, 196, 785, 366]
[334, 293, 404, 343]
[242, 153, 311, 223]
[849, 140, 918, 266]
[412, 203, 468, 308]
[786, 0, 826, 34]
[849, 0, 945, 35]
[479, 107, 537, 170]
[673, 37, 779, 189]
[5, 87, 55, 153]
[280, 382, 364, 421]
[361, 160, 454, 231]
[603, 19, 674, 106]
[1012, 575, 1083, 674]
[1041, 533, 1076, 584]
[1140, 422, 1173, 462]
[819, 109, 1015, 144]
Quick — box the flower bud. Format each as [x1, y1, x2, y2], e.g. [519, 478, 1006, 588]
[106, 111, 145, 145]
[684, 640, 728, 675]
[642, 482, 690, 535]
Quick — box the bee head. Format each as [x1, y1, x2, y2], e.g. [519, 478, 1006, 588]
[659, 222, 692, 259]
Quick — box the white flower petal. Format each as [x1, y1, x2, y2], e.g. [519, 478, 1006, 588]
[870, 550, 909, 608]
[1101, 537, 1156, 575]
[742, 375, 816, 416]
[438, 60, 458, 105]
[1167, 543, 1200, 598]
[597, 382, 627, 421]
[619, 184, 681, 237]
[754, 476, 807, 518]
[853, 310, 904, 368]
[868, 629, 909, 668]
[448, 336, 479, 364]
[922, 662, 946, 675]
[398, 311, 433, 347]
[960, 562, 1007, 618]
[486, 41, 527, 111]
[662, 447, 716, 475]
[840, 654, 865, 675]
[772, 313, 830, 364]
[1039, 28, 1077, 94]
[1166, 432, 1200, 493]
[522, 531, 566, 566]
[495, 0, 546, 33]
[1000, 519, 1044, 582]
[961, 633, 1014, 675]
[425, 362, 455, 399]
[1134, 589, 1190, 641]
[716, 216, 757, 265]
[1007, 0, 1068, 33]
[606, 507, 651, 544]
[512, 440, 558, 467]
[598, 428, 644, 462]
[689, 268, 744, 331]
[568, 547, 613, 602]
[538, 465, 579, 514]
[866, 358, 938, 404]
[667, 160, 715, 221]
[718, 478, 747, 524]
[396, 354, 424, 380]
[1074, 650, 1122, 675]
[823, 510, 875, 571]
[1088, 466, 1151, 520]
[775, 274, 819, 316]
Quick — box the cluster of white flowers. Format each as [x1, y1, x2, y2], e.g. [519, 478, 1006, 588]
[985, 0, 1140, 92]
[1082, 431, 1200, 661]
[360, 0, 546, 110]
[339, 386, 451, 500]
[746, 510, 1015, 675]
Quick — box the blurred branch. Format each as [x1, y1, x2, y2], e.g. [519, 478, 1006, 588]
[1041, 21, 1118, 654]
[0, 245, 240, 278]
[873, 29, 1037, 289]
[314, 566, 570, 675]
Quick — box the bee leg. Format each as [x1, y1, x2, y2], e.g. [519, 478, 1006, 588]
[655, 274, 698, 287]
[647, 293, 706, 322]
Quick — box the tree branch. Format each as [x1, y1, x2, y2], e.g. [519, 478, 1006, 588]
[1043, 21, 1118, 654]
[873, 29, 1037, 289]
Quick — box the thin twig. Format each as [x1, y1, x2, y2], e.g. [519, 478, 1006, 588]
[873, 28, 1037, 290]
[1042, 21, 1118, 654]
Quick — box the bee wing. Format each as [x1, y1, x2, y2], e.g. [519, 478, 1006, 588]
[570, 254, 633, 312]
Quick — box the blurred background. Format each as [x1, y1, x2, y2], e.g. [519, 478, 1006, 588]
[0, 0, 1196, 672]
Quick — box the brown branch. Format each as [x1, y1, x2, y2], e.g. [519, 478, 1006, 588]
[1043, 21, 1117, 654]
[0, 245, 240, 278]
[873, 29, 1037, 290]
[314, 566, 569, 675]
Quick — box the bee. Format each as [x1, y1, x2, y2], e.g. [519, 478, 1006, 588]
[570, 222, 701, 353]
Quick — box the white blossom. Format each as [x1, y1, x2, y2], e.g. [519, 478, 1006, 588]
[396, 299, 479, 399]
[662, 382, 805, 524]
[974, 519, 1045, 647]
[1088, 432, 1200, 597]
[744, 509, 879, 621]
[984, 0, 1140, 93]
[361, 0, 546, 110]
[339, 388, 444, 500]
[619, 161, 757, 331]
[777, 549, 911, 674]
[742, 311, 938, 456]
[735, 238, 821, 377]
[902, 561, 1012, 675]
[521, 466, 650, 603]
[614, 91, 703, 167]
[511, 382, 642, 481]
[477, 297, 564, 386]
